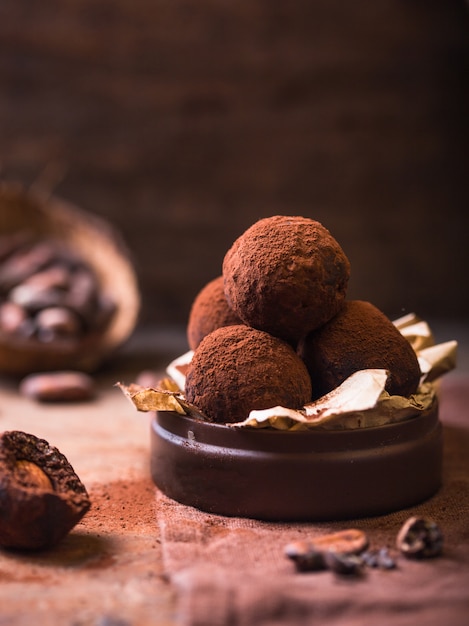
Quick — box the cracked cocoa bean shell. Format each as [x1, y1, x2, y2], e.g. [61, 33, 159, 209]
[0, 430, 91, 550]
[396, 516, 443, 559]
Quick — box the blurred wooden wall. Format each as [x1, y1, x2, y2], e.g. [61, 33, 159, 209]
[1, 0, 468, 327]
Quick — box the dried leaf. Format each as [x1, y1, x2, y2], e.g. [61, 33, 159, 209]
[236, 371, 436, 430]
[417, 340, 458, 382]
[116, 382, 187, 414]
[119, 315, 455, 431]
[304, 369, 388, 421]
[396, 320, 435, 352]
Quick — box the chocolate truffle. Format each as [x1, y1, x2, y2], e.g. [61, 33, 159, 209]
[187, 276, 242, 350]
[185, 324, 312, 423]
[222, 216, 350, 345]
[297, 300, 421, 400]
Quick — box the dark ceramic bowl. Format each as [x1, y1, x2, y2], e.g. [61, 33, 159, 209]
[150, 403, 442, 521]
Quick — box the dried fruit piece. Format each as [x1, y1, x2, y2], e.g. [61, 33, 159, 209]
[0, 431, 91, 550]
[396, 516, 443, 559]
[19, 371, 95, 402]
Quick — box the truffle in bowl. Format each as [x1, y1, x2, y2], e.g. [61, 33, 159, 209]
[185, 324, 312, 424]
[186, 276, 242, 350]
[222, 215, 350, 345]
[297, 300, 421, 400]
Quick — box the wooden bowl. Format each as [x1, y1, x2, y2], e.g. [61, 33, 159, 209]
[0, 183, 140, 375]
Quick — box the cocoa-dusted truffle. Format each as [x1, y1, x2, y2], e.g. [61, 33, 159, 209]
[297, 300, 421, 400]
[187, 276, 242, 350]
[185, 324, 312, 423]
[222, 216, 351, 345]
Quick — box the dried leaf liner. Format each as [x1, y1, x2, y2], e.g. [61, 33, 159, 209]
[0, 183, 140, 374]
[119, 314, 457, 430]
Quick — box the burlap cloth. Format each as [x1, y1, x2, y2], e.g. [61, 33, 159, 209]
[155, 373, 469, 626]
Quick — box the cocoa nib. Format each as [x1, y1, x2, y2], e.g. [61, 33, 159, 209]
[0, 431, 91, 550]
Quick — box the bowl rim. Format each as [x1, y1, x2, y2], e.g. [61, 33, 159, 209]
[154, 401, 439, 453]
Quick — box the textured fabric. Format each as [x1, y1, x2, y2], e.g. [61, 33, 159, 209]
[156, 373, 469, 626]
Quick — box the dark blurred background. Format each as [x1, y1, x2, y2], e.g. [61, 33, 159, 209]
[1, 0, 468, 339]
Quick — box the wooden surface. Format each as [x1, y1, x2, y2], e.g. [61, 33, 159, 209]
[1, 0, 468, 326]
[0, 334, 183, 626]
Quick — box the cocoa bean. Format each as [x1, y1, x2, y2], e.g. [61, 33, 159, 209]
[0, 234, 117, 349]
[35, 307, 82, 341]
[0, 301, 28, 334]
[0, 232, 34, 263]
[0, 241, 57, 291]
[9, 283, 64, 311]
[64, 268, 99, 322]
[92, 293, 117, 331]
[19, 264, 71, 291]
[19, 371, 95, 402]
[309, 528, 369, 555]
[285, 529, 369, 573]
